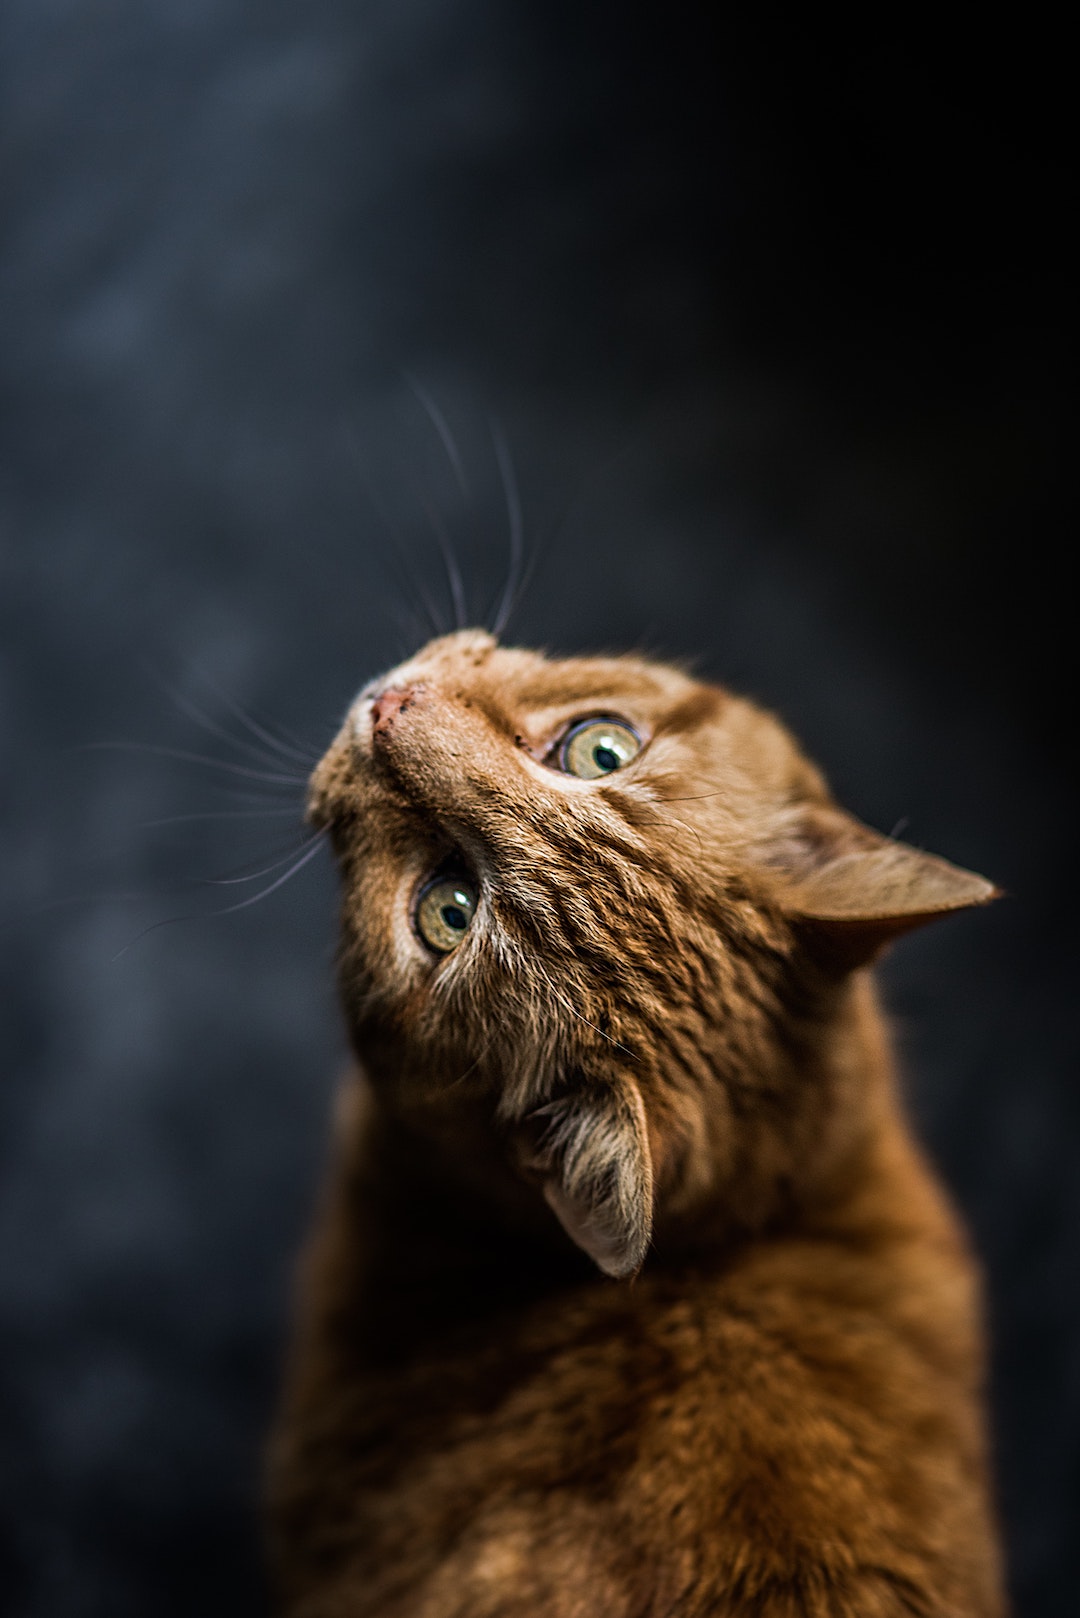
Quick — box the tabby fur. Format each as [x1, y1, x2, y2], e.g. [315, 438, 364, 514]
[268, 630, 1005, 1617]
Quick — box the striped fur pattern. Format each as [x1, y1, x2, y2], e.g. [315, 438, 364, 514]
[270, 631, 1005, 1616]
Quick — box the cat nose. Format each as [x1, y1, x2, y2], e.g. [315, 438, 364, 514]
[370, 685, 419, 737]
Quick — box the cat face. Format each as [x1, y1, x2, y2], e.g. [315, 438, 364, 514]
[310, 630, 994, 1276]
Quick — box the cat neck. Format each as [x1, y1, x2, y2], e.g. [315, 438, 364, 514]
[328, 970, 955, 1323]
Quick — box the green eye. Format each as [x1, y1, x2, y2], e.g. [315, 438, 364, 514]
[560, 718, 642, 779]
[416, 875, 478, 954]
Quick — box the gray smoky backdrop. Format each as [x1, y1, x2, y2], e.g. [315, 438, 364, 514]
[1, 3, 1074, 1614]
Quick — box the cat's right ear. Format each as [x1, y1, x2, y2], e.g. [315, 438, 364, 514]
[770, 805, 999, 969]
[519, 1075, 653, 1279]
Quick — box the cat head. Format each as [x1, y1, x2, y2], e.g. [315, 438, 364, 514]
[310, 630, 996, 1277]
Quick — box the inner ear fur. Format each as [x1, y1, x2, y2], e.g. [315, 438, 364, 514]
[772, 804, 1000, 968]
[522, 1074, 653, 1279]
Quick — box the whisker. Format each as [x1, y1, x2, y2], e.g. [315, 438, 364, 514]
[368, 515, 445, 640]
[193, 785, 309, 806]
[388, 601, 435, 659]
[140, 808, 302, 829]
[494, 530, 541, 642]
[197, 828, 326, 886]
[344, 427, 445, 640]
[79, 742, 308, 787]
[531, 962, 638, 1060]
[146, 667, 308, 773]
[429, 1029, 497, 1094]
[399, 542, 448, 642]
[33, 825, 311, 921]
[489, 419, 525, 641]
[189, 670, 322, 767]
[422, 496, 468, 631]
[111, 833, 328, 960]
[556, 994, 637, 1060]
[645, 806, 706, 861]
[652, 787, 731, 804]
[403, 373, 472, 506]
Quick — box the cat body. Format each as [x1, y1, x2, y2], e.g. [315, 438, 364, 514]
[269, 631, 1005, 1616]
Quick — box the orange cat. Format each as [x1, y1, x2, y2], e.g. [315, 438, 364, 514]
[268, 630, 1006, 1616]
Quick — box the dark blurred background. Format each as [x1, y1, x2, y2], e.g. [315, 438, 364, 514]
[1, 4, 1075, 1614]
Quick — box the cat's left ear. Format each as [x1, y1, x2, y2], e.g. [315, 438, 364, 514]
[771, 805, 1000, 968]
[521, 1074, 653, 1279]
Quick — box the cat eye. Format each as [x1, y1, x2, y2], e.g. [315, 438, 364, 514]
[559, 718, 642, 779]
[415, 874, 478, 954]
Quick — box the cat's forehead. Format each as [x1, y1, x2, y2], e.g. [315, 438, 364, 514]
[361, 631, 702, 727]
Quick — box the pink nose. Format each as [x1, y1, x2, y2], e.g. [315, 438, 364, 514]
[370, 685, 417, 737]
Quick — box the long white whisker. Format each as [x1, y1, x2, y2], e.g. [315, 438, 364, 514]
[530, 961, 638, 1060]
[500, 535, 542, 638]
[422, 496, 468, 631]
[191, 671, 322, 766]
[397, 541, 446, 640]
[79, 742, 307, 787]
[556, 997, 637, 1060]
[489, 419, 524, 640]
[148, 668, 307, 773]
[196, 828, 326, 887]
[111, 833, 327, 960]
[404, 373, 472, 505]
[141, 808, 302, 828]
[344, 424, 445, 640]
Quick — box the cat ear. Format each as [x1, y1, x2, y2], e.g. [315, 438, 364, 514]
[523, 1075, 653, 1279]
[772, 805, 999, 968]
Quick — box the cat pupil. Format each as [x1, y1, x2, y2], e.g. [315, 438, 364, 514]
[441, 904, 467, 931]
[594, 746, 619, 771]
